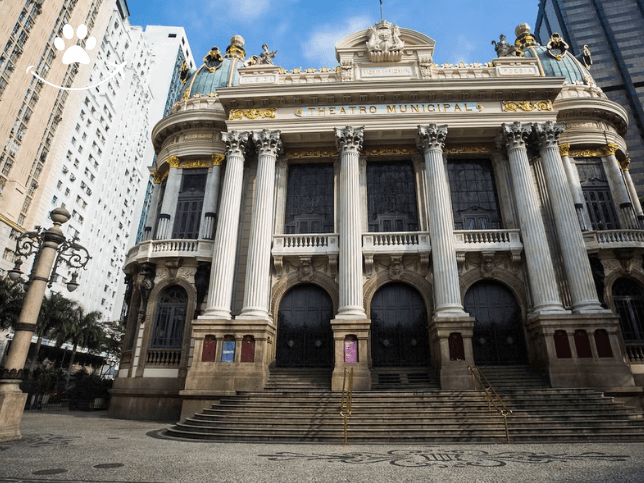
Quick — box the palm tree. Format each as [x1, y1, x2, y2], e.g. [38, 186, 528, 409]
[55, 305, 103, 378]
[29, 292, 76, 372]
[0, 277, 24, 330]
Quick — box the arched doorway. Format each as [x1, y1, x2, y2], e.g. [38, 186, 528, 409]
[276, 284, 334, 367]
[465, 281, 527, 365]
[370, 283, 430, 367]
[612, 278, 644, 343]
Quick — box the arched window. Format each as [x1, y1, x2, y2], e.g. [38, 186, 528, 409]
[612, 278, 644, 343]
[151, 286, 188, 349]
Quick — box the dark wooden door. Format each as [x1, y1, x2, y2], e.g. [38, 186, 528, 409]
[371, 283, 430, 367]
[276, 285, 334, 367]
[465, 281, 527, 365]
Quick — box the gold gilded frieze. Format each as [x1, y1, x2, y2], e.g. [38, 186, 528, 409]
[286, 147, 337, 159]
[363, 145, 417, 157]
[568, 144, 621, 158]
[444, 145, 493, 155]
[502, 100, 553, 112]
[229, 108, 277, 121]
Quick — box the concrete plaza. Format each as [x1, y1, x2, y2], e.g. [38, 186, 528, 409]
[0, 411, 643, 482]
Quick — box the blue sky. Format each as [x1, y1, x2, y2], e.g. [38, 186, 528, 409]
[126, 0, 540, 70]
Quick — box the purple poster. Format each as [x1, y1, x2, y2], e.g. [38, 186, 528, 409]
[344, 340, 358, 363]
[222, 341, 235, 363]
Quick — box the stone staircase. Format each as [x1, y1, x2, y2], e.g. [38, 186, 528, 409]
[166, 366, 644, 443]
[473, 365, 551, 390]
[371, 367, 441, 391]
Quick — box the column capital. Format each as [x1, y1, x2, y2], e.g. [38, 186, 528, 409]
[603, 143, 620, 156]
[167, 156, 181, 168]
[416, 124, 448, 153]
[533, 121, 564, 150]
[620, 157, 631, 171]
[211, 154, 225, 166]
[335, 126, 364, 154]
[500, 122, 531, 152]
[559, 143, 571, 157]
[222, 130, 250, 157]
[252, 129, 283, 157]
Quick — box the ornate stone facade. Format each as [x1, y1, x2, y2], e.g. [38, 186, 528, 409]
[110, 23, 644, 422]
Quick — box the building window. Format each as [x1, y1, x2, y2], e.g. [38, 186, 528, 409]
[172, 171, 206, 239]
[612, 278, 644, 343]
[285, 163, 334, 234]
[151, 286, 187, 349]
[447, 159, 502, 230]
[576, 157, 620, 230]
[367, 161, 418, 232]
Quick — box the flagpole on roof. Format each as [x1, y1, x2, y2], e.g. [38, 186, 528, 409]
[380, 0, 383, 21]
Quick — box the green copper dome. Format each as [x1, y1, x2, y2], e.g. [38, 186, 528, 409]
[514, 25, 595, 86]
[179, 37, 246, 100]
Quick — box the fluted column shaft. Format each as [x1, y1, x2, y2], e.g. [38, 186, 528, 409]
[155, 165, 182, 240]
[622, 159, 644, 222]
[202, 132, 249, 320]
[559, 146, 590, 231]
[417, 124, 467, 317]
[604, 147, 638, 229]
[501, 122, 566, 315]
[336, 126, 367, 319]
[534, 122, 604, 313]
[239, 130, 282, 320]
[198, 160, 222, 240]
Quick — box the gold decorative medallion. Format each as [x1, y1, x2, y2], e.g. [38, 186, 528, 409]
[558, 143, 571, 157]
[502, 100, 553, 112]
[229, 108, 277, 121]
[211, 154, 226, 166]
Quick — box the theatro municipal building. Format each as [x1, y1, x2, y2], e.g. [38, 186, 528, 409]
[110, 21, 644, 423]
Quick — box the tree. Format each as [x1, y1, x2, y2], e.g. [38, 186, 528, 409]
[0, 277, 24, 330]
[55, 305, 103, 378]
[29, 292, 76, 372]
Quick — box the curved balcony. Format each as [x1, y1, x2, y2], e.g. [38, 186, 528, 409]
[124, 239, 214, 268]
[584, 230, 644, 252]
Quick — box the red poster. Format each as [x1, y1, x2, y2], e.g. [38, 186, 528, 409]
[201, 336, 216, 362]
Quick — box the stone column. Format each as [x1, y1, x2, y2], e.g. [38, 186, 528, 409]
[559, 144, 591, 231]
[417, 124, 467, 318]
[201, 132, 249, 320]
[239, 130, 282, 320]
[335, 126, 366, 319]
[500, 122, 567, 315]
[198, 155, 224, 240]
[603, 144, 638, 229]
[273, 157, 289, 235]
[155, 157, 182, 240]
[534, 122, 605, 314]
[144, 181, 162, 241]
[620, 157, 644, 226]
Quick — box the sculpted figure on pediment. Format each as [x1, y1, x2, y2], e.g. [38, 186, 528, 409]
[366, 20, 404, 62]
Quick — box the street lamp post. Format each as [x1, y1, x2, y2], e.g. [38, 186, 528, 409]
[0, 207, 90, 442]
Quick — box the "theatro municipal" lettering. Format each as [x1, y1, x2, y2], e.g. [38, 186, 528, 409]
[295, 103, 485, 117]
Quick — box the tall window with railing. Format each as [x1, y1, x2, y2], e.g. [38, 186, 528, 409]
[612, 278, 644, 343]
[367, 160, 418, 232]
[447, 159, 502, 230]
[285, 163, 334, 234]
[172, 170, 206, 239]
[576, 157, 620, 231]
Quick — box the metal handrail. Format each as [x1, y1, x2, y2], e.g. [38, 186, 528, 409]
[339, 367, 354, 445]
[468, 365, 513, 442]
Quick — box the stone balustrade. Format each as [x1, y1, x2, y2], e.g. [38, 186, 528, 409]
[362, 232, 431, 278]
[625, 344, 644, 363]
[272, 234, 339, 256]
[454, 229, 523, 263]
[124, 239, 214, 267]
[583, 230, 644, 251]
[145, 349, 182, 367]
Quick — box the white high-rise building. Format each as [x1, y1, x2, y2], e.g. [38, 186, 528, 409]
[37, 3, 193, 321]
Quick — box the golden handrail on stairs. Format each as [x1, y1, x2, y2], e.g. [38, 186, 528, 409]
[468, 365, 513, 442]
[339, 367, 353, 445]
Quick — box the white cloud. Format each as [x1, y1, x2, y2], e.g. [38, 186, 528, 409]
[302, 15, 372, 67]
[453, 34, 477, 64]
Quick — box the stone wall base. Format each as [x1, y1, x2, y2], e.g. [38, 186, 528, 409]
[0, 384, 28, 442]
[331, 318, 371, 391]
[107, 377, 186, 421]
